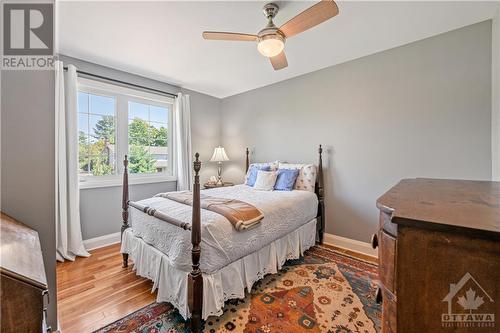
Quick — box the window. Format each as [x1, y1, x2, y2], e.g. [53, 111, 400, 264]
[128, 101, 169, 174]
[78, 92, 116, 177]
[77, 78, 175, 188]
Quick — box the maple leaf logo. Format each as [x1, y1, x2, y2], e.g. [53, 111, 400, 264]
[457, 288, 484, 313]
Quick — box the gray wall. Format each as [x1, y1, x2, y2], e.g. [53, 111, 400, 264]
[220, 21, 493, 243]
[1, 70, 58, 329]
[60, 56, 221, 239]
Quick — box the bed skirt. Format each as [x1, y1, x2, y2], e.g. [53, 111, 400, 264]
[121, 218, 317, 320]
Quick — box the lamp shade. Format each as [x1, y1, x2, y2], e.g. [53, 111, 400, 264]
[210, 146, 229, 162]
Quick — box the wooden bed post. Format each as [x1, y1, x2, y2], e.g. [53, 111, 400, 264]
[245, 147, 250, 173]
[315, 145, 325, 244]
[121, 155, 130, 268]
[188, 153, 203, 333]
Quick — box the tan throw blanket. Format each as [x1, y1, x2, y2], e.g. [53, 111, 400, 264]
[155, 191, 264, 231]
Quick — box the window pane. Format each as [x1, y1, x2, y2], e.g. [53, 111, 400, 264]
[90, 94, 115, 116]
[78, 131, 89, 156]
[128, 101, 169, 174]
[128, 118, 151, 146]
[79, 155, 90, 175]
[128, 145, 157, 174]
[150, 145, 168, 173]
[150, 123, 167, 147]
[78, 114, 89, 135]
[89, 154, 115, 176]
[149, 105, 168, 123]
[90, 114, 116, 144]
[77, 91, 116, 178]
[78, 92, 89, 114]
[129, 101, 149, 120]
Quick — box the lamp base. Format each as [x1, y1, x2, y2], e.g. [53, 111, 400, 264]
[217, 162, 223, 185]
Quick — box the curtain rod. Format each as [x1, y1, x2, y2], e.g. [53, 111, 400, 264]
[63, 66, 178, 99]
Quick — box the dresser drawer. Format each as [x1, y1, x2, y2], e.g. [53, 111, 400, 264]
[379, 210, 397, 237]
[381, 286, 397, 333]
[378, 230, 397, 293]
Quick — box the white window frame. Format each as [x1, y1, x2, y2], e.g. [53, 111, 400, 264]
[78, 78, 176, 189]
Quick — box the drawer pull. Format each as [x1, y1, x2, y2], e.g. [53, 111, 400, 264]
[371, 233, 379, 249]
[42, 289, 50, 304]
[375, 286, 383, 304]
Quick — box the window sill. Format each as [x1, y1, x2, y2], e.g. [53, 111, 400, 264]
[79, 175, 177, 190]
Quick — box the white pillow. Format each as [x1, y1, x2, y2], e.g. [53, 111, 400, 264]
[278, 163, 317, 192]
[245, 161, 279, 183]
[253, 170, 278, 191]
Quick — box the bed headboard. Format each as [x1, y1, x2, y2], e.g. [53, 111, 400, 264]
[244, 145, 325, 243]
[245, 147, 250, 173]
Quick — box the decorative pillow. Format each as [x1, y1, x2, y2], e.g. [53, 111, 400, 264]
[274, 168, 300, 191]
[245, 165, 271, 186]
[278, 163, 317, 192]
[253, 170, 278, 191]
[245, 161, 279, 184]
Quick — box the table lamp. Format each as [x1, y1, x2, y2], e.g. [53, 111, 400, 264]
[210, 146, 229, 185]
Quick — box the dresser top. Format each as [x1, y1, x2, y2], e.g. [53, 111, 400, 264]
[377, 178, 500, 236]
[0, 212, 47, 289]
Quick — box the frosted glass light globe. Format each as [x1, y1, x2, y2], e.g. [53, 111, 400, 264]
[257, 35, 285, 58]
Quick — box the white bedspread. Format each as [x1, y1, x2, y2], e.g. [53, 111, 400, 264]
[129, 184, 318, 274]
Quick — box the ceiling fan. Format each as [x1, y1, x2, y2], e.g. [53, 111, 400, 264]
[202, 0, 339, 70]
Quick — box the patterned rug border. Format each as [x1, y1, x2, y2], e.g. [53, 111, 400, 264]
[94, 245, 379, 332]
[92, 302, 170, 333]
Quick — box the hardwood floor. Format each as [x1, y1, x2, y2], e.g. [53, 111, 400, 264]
[56, 242, 376, 332]
[56, 243, 156, 333]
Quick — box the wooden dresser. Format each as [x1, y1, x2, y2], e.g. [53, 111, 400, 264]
[374, 179, 500, 333]
[0, 212, 50, 333]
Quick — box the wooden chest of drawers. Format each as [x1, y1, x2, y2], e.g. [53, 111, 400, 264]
[0, 213, 50, 333]
[374, 179, 500, 333]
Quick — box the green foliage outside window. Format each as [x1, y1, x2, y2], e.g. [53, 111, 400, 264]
[92, 115, 115, 144]
[128, 118, 168, 174]
[128, 145, 156, 174]
[79, 117, 168, 176]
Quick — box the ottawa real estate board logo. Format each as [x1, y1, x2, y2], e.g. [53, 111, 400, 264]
[442, 272, 495, 328]
[2, 2, 54, 69]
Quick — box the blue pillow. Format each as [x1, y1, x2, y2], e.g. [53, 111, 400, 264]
[274, 168, 300, 191]
[246, 165, 271, 186]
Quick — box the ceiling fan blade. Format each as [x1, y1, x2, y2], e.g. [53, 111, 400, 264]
[202, 31, 258, 42]
[270, 51, 288, 70]
[279, 0, 339, 38]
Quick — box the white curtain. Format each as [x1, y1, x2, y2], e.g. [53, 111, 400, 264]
[55, 61, 90, 262]
[173, 93, 192, 191]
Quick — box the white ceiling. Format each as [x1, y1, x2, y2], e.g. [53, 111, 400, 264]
[58, 1, 500, 98]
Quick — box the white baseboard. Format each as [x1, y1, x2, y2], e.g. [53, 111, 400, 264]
[323, 233, 378, 258]
[83, 231, 377, 258]
[83, 232, 121, 251]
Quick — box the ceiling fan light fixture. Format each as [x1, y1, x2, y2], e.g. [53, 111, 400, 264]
[202, 1, 339, 70]
[257, 34, 284, 58]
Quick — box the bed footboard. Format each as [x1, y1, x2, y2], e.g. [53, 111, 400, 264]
[120, 153, 204, 332]
[121, 156, 130, 268]
[188, 153, 203, 332]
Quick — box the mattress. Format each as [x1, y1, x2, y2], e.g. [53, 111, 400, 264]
[129, 184, 318, 274]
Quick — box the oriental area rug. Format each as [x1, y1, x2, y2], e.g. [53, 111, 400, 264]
[95, 246, 381, 333]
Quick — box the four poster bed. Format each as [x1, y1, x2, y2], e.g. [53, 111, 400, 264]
[120, 145, 325, 332]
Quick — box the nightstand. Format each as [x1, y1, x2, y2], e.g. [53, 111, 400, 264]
[203, 182, 234, 189]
